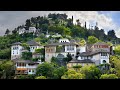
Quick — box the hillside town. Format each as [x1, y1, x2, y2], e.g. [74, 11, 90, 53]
[10, 26, 113, 77]
[0, 12, 120, 79]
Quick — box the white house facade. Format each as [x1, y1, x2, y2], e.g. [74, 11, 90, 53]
[11, 42, 23, 60]
[45, 42, 78, 62]
[77, 51, 110, 65]
[59, 38, 70, 43]
[18, 28, 26, 34]
[29, 27, 36, 33]
[27, 40, 43, 53]
[14, 60, 42, 75]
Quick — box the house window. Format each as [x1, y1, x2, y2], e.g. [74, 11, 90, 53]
[33, 47, 34, 49]
[19, 63, 21, 66]
[101, 52, 107, 56]
[29, 69, 31, 72]
[103, 60, 106, 63]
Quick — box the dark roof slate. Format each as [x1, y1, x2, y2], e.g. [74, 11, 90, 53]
[27, 40, 40, 46]
[69, 59, 94, 63]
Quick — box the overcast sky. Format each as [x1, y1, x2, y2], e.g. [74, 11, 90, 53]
[0, 11, 120, 38]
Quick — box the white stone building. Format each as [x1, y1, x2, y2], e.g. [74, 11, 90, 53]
[77, 51, 110, 65]
[45, 41, 78, 62]
[11, 42, 23, 60]
[26, 40, 43, 53]
[18, 28, 26, 34]
[11, 40, 44, 60]
[13, 60, 43, 75]
[67, 42, 110, 67]
[29, 27, 36, 33]
[59, 38, 70, 43]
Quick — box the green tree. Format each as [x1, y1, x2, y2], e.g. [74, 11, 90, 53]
[25, 19, 31, 30]
[110, 56, 120, 77]
[5, 29, 10, 35]
[64, 53, 73, 63]
[107, 42, 113, 46]
[35, 48, 45, 62]
[36, 62, 55, 78]
[21, 43, 30, 51]
[114, 45, 120, 55]
[0, 48, 11, 59]
[78, 38, 86, 46]
[87, 36, 99, 44]
[0, 60, 15, 79]
[72, 65, 82, 72]
[22, 52, 32, 60]
[61, 69, 85, 79]
[34, 37, 40, 44]
[100, 74, 118, 79]
[16, 75, 35, 79]
[80, 65, 101, 79]
[107, 30, 117, 40]
[35, 76, 46, 79]
[51, 56, 58, 64]
[53, 66, 67, 79]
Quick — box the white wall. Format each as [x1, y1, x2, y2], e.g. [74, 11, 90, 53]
[45, 52, 76, 63]
[16, 63, 39, 75]
[77, 53, 110, 65]
[59, 39, 70, 43]
[11, 45, 23, 56]
[100, 53, 109, 64]
[77, 46, 86, 53]
[29, 46, 41, 53]
[65, 45, 76, 53]
[19, 28, 25, 34]
[29, 27, 36, 33]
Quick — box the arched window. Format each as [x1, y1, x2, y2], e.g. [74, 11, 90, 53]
[103, 60, 106, 63]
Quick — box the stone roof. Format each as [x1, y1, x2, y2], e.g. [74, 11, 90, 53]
[27, 40, 40, 46]
[69, 59, 94, 63]
[12, 59, 39, 64]
[79, 50, 109, 56]
[45, 42, 78, 46]
[12, 42, 22, 45]
[93, 42, 109, 46]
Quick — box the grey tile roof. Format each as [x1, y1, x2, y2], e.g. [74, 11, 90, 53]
[69, 59, 94, 63]
[93, 42, 109, 46]
[45, 42, 78, 46]
[12, 59, 39, 64]
[79, 51, 109, 56]
[27, 40, 40, 46]
[12, 42, 22, 45]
